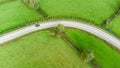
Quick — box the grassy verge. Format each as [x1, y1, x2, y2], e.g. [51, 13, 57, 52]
[39, 0, 120, 25]
[106, 15, 120, 37]
[65, 28, 120, 68]
[0, 30, 91, 68]
[0, 0, 42, 35]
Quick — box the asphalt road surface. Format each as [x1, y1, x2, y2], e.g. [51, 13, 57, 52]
[0, 21, 120, 50]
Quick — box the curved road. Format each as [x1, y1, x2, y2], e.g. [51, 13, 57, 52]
[0, 21, 120, 50]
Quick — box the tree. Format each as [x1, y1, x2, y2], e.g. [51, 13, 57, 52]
[55, 24, 65, 37]
[84, 50, 95, 63]
[21, 0, 29, 5]
[21, 0, 40, 10]
[29, 0, 40, 10]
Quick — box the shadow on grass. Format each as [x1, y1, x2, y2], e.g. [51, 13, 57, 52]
[37, 8, 48, 18]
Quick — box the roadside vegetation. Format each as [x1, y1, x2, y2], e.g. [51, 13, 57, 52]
[106, 15, 120, 37]
[0, 0, 42, 35]
[39, 0, 120, 25]
[65, 28, 120, 68]
[0, 30, 91, 68]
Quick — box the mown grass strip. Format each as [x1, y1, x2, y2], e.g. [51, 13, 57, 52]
[106, 15, 120, 38]
[65, 28, 120, 68]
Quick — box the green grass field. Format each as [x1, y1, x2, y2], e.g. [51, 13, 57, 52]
[0, 0, 42, 35]
[0, 0, 5, 2]
[65, 28, 120, 68]
[0, 0, 120, 68]
[39, 0, 120, 25]
[0, 30, 91, 68]
[106, 15, 120, 37]
[0, 0, 8, 2]
[0, 0, 14, 2]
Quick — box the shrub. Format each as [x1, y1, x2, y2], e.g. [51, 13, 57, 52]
[55, 24, 65, 37]
[21, 0, 40, 10]
[85, 50, 95, 62]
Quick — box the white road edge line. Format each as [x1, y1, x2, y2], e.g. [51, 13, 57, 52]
[0, 21, 120, 50]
